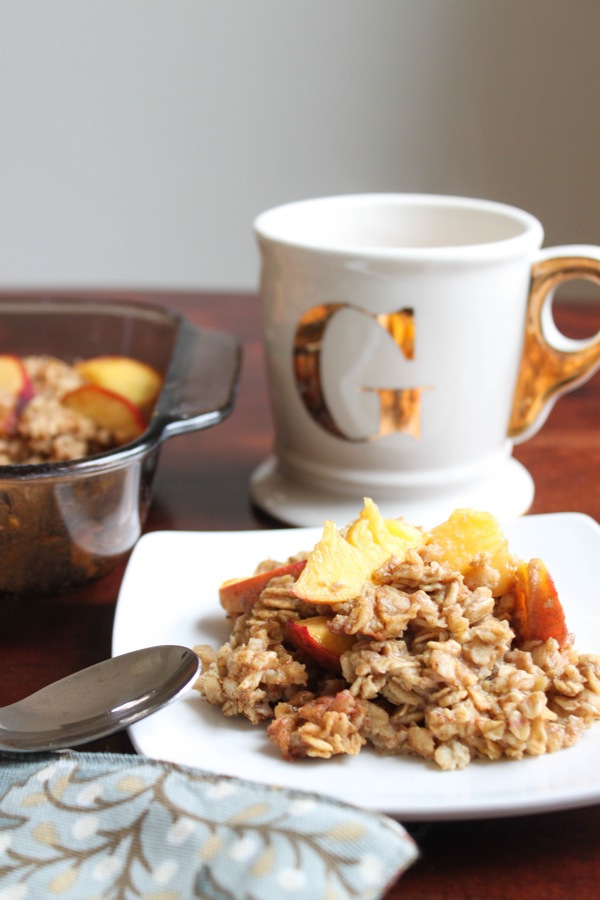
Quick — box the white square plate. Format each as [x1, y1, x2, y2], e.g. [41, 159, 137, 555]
[113, 513, 600, 820]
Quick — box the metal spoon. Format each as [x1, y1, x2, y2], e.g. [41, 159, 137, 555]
[0, 645, 199, 752]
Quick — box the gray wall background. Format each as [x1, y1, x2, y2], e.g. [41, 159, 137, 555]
[1, 0, 599, 291]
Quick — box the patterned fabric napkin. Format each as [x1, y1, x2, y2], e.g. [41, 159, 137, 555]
[0, 751, 418, 899]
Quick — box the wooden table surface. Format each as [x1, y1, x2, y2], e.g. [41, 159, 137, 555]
[1, 291, 599, 899]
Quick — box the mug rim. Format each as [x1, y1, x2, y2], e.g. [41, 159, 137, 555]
[254, 193, 544, 261]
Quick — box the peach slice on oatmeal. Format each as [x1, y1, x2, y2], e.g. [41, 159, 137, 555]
[293, 498, 424, 604]
[427, 508, 516, 595]
[62, 384, 146, 445]
[76, 356, 162, 417]
[218, 559, 307, 615]
[512, 557, 569, 647]
[286, 615, 356, 670]
[346, 497, 423, 568]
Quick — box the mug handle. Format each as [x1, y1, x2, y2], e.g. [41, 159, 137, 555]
[509, 246, 600, 442]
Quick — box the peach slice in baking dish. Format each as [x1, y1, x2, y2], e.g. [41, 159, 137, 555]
[0, 354, 35, 435]
[0, 354, 31, 395]
[76, 356, 162, 417]
[62, 384, 146, 445]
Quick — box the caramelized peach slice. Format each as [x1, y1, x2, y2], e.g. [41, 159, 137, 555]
[62, 384, 146, 445]
[294, 498, 423, 604]
[286, 615, 356, 670]
[76, 356, 162, 416]
[219, 559, 307, 615]
[512, 558, 569, 647]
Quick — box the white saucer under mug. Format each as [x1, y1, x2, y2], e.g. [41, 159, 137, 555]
[250, 454, 534, 528]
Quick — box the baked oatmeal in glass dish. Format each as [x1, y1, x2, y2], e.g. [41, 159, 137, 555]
[194, 500, 600, 770]
[0, 296, 240, 595]
[0, 353, 161, 464]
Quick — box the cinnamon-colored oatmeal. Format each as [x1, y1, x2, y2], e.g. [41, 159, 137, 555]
[194, 503, 600, 770]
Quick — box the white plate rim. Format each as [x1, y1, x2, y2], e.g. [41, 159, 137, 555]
[113, 512, 600, 821]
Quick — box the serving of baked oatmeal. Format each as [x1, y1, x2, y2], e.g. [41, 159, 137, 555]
[194, 501, 600, 770]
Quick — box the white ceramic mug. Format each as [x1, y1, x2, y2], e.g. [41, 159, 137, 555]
[251, 194, 600, 526]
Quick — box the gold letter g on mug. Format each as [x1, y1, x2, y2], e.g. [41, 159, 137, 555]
[293, 304, 428, 441]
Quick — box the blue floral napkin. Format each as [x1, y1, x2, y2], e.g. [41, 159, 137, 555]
[0, 751, 418, 899]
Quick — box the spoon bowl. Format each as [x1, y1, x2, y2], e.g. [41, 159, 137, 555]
[0, 645, 200, 752]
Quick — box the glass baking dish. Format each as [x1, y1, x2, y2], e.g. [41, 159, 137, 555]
[0, 295, 241, 594]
